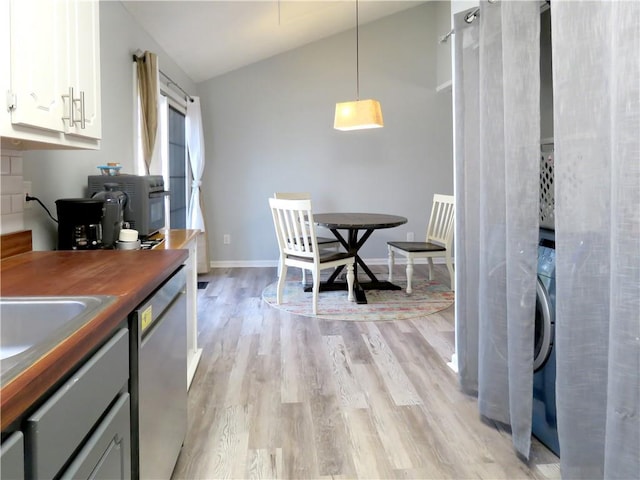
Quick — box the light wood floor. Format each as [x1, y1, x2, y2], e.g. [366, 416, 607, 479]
[171, 265, 560, 480]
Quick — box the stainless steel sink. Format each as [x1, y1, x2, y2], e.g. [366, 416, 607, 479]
[0, 295, 117, 385]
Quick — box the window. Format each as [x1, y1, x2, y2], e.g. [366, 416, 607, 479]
[168, 106, 187, 228]
[134, 66, 190, 230]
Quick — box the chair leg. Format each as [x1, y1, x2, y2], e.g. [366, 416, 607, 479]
[446, 255, 455, 291]
[301, 268, 306, 286]
[406, 258, 414, 294]
[277, 264, 287, 304]
[346, 263, 355, 302]
[387, 246, 394, 282]
[427, 258, 434, 281]
[312, 269, 320, 315]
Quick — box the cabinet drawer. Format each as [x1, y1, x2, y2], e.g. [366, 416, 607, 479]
[25, 328, 128, 480]
[61, 393, 130, 480]
[0, 431, 24, 480]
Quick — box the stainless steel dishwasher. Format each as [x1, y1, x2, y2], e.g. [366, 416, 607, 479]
[130, 267, 187, 479]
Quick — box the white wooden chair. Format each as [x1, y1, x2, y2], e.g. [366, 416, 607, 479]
[387, 194, 455, 293]
[273, 192, 340, 285]
[269, 197, 355, 314]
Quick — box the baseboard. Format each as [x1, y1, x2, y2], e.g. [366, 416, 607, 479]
[447, 353, 459, 373]
[209, 257, 453, 269]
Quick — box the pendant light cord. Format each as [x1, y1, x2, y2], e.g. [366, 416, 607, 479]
[355, 0, 360, 100]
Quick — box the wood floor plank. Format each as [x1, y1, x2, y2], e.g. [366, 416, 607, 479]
[280, 402, 319, 479]
[352, 363, 417, 470]
[296, 317, 336, 398]
[280, 314, 304, 404]
[246, 350, 282, 450]
[337, 321, 374, 364]
[308, 393, 356, 478]
[342, 407, 397, 479]
[395, 404, 461, 477]
[361, 322, 423, 406]
[257, 306, 279, 356]
[221, 404, 251, 480]
[322, 335, 368, 408]
[246, 448, 283, 480]
[171, 266, 559, 480]
[175, 404, 250, 479]
[410, 312, 456, 361]
[224, 333, 257, 407]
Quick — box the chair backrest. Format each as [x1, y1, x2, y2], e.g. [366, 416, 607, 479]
[273, 192, 311, 200]
[269, 197, 319, 261]
[273, 193, 312, 236]
[425, 194, 455, 249]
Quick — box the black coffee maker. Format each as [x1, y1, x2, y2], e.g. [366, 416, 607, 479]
[55, 198, 104, 250]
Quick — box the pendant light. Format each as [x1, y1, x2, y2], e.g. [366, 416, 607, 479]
[334, 0, 383, 131]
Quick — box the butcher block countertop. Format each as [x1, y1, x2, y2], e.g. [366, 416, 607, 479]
[0, 248, 188, 431]
[151, 228, 199, 250]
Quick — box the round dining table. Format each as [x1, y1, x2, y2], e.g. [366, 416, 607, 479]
[310, 212, 407, 304]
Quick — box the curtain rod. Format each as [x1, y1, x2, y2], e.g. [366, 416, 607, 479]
[132, 55, 194, 103]
[438, 7, 479, 44]
[439, 0, 550, 44]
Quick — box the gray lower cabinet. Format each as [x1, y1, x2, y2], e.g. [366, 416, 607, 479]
[61, 393, 130, 479]
[1, 432, 24, 480]
[24, 328, 130, 480]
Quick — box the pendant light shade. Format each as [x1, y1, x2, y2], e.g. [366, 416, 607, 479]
[334, 99, 383, 131]
[334, 0, 383, 131]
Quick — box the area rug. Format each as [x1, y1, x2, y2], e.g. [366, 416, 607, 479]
[262, 279, 454, 321]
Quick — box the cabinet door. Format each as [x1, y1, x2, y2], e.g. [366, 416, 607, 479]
[24, 329, 129, 480]
[0, 432, 24, 480]
[61, 394, 131, 480]
[65, 0, 101, 139]
[9, 0, 66, 132]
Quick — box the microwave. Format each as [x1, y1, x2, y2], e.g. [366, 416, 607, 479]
[88, 175, 169, 237]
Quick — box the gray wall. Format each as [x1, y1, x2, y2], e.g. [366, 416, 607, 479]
[199, 2, 454, 265]
[20, 1, 454, 263]
[22, 2, 196, 250]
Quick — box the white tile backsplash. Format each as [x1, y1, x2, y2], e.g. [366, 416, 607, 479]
[1, 195, 12, 214]
[0, 156, 10, 175]
[1, 175, 23, 194]
[0, 150, 25, 234]
[11, 194, 23, 213]
[10, 156, 22, 175]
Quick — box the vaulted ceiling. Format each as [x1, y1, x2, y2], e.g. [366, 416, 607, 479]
[121, 1, 427, 83]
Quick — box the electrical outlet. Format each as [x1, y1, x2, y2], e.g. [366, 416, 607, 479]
[223, 234, 231, 245]
[407, 231, 414, 241]
[23, 181, 32, 210]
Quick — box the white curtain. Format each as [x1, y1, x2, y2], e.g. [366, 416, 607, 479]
[186, 97, 206, 232]
[455, 1, 540, 458]
[551, 1, 640, 478]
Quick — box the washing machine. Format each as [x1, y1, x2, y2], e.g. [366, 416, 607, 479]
[532, 228, 560, 456]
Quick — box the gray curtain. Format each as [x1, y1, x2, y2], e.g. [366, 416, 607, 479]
[551, 1, 640, 478]
[455, 1, 540, 458]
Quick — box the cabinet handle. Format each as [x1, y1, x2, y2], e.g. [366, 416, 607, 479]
[62, 88, 86, 128]
[80, 90, 86, 129]
[62, 87, 75, 126]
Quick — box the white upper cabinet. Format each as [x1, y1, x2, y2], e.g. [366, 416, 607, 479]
[9, 0, 65, 133]
[1, 0, 101, 150]
[64, 0, 101, 139]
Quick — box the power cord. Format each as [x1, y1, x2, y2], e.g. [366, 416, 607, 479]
[25, 195, 58, 223]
